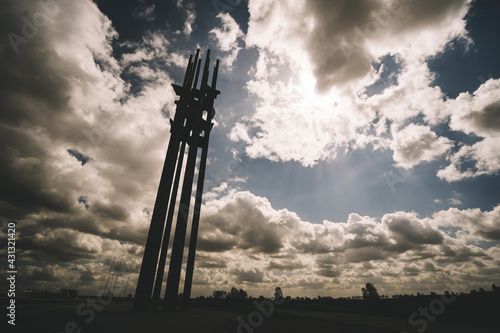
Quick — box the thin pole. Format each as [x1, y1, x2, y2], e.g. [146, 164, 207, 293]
[103, 257, 115, 295]
[112, 256, 123, 296]
[123, 277, 129, 297]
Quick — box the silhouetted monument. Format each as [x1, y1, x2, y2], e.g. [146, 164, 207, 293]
[133, 49, 220, 311]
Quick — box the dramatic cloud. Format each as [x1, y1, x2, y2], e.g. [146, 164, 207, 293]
[188, 191, 500, 297]
[232, 0, 482, 175]
[0, 0, 177, 271]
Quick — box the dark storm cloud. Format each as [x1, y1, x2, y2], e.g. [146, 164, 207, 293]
[0, 126, 76, 219]
[91, 201, 130, 221]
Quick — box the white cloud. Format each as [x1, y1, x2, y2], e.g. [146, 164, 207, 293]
[365, 60, 448, 127]
[231, 0, 473, 170]
[390, 124, 453, 169]
[446, 78, 500, 138]
[209, 13, 244, 69]
[437, 79, 500, 181]
[432, 206, 500, 242]
[438, 136, 500, 182]
[183, 5, 196, 37]
[120, 32, 187, 70]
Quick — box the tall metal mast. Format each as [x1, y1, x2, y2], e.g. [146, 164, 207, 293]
[133, 49, 220, 311]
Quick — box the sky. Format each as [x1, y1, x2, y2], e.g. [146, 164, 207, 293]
[1, 0, 500, 299]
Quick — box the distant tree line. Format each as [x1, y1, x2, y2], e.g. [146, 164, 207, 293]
[387, 283, 500, 299]
[191, 282, 500, 308]
[191, 286, 284, 306]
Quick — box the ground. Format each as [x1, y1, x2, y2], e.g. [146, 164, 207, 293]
[5, 295, 499, 333]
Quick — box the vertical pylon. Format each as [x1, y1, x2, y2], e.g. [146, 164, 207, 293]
[133, 50, 220, 311]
